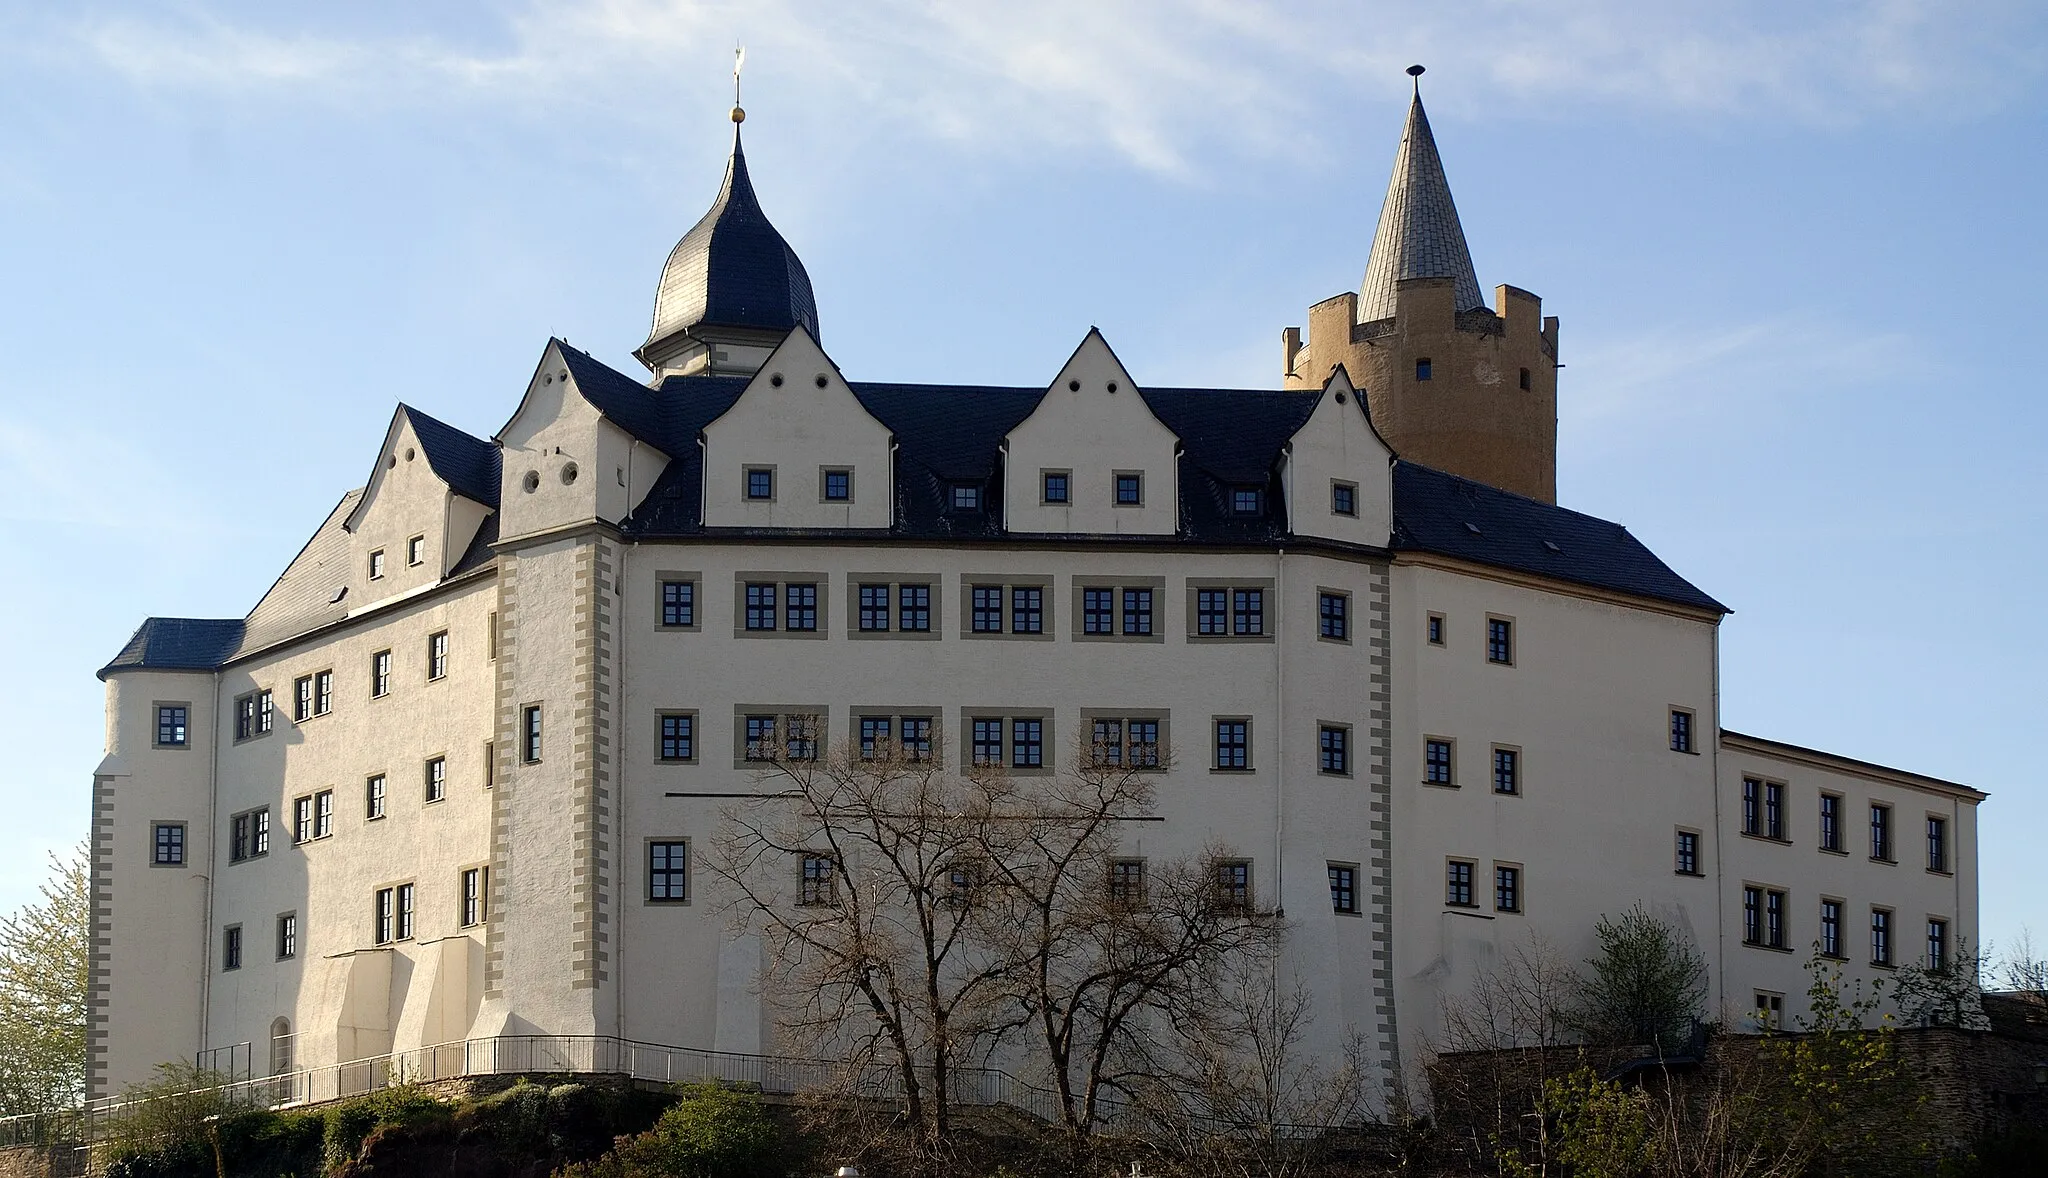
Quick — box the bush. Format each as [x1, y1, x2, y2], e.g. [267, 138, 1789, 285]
[323, 1083, 450, 1166]
[560, 1084, 789, 1178]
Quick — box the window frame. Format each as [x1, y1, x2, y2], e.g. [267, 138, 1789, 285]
[222, 924, 242, 971]
[460, 865, 490, 927]
[1674, 828, 1701, 876]
[798, 854, 838, 907]
[1113, 471, 1144, 507]
[657, 712, 697, 764]
[1871, 906, 1894, 967]
[819, 467, 854, 503]
[1041, 469, 1070, 505]
[1491, 745, 1521, 796]
[1926, 813, 1950, 874]
[1424, 738, 1455, 787]
[658, 576, 700, 630]
[1819, 792, 1844, 853]
[961, 578, 1052, 641]
[1426, 613, 1446, 646]
[1445, 859, 1475, 908]
[1328, 863, 1359, 915]
[366, 774, 387, 820]
[1669, 707, 1695, 753]
[744, 466, 776, 501]
[1317, 590, 1350, 643]
[406, 534, 426, 567]
[646, 840, 689, 905]
[1485, 615, 1515, 666]
[1494, 863, 1523, 914]
[371, 650, 393, 698]
[426, 631, 449, 681]
[424, 755, 447, 804]
[520, 704, 543, 764]
[1820, 898, 1845, 959]
[1212, 717, 1252, 772]
[1187, 580, 1275, 643]
[152, 822, 187, 867]
[1318, 723, 1351, 777]
[948, 482, 983, 513]
[846, 576, 939, 641]
[154, 703, 191, 749]
[1870, 803, 1894, 863]
[1331, 481, 1358, 517]
[276, 911, 297, 961]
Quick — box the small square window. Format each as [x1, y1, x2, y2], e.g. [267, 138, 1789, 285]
[1427, 614, 1445, 646]
[1042, 471, 1069, 504]
[661, 580, 696, 628]
[1331, 482, 1357, 517]
[822, 469, 852, 502]
[155, 705, 189, 748]
[1115, 473, 1143, 506]
[950, 483, 982, 512]
[1232, 487, 1262, 515]
[1754, 991, 1783, 1030]
[406, 535, 425, 566]
[152, 823, 185, 866]
[745, 468, 774, 500]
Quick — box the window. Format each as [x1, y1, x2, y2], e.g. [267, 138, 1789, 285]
[660, 714, 694, 762]
[901, 716, 933, 762]
[1232, 487, 1262, 514]
[407, 535, 425, 566]
[786, 714, 819, 762]
[483, 741, 495, 788]
[1319, 592, 1348, 641]
[799, 855, 836, 906]
[899, 585, 931, 632]
[1767, 888, 1785, 948]
[1871, 908, 1893, 966]
[1319, 726, 1349, 775]
[427, 631, 449, 680]
[488, 611, 499, 659]
[371, 650, 392, 698]
[375, 888, 395, 944]
[745, 467, 774, 500]
[1669, 709, 1693, 753]
[1332, 482, 1357, 516]
[369, 549, 386, 580]
[859, 716, 892, 760]
[1519, 366, 1533, 391]
[1082, 588, 1114, 635]
[1329, 865, 1358, 914]
[1424, 739, 1454, 785]
[859, 584, 891, 632]
[1742, 778, 1761, 835]
[1012, 718, 1044, 769]
[1820, 794, 1842, 852]
[1109, 860, 1147, 905]
[744, 715, 779, 762]
[1427, 614, 1445, 645]
[1492, 747, 1519, 795]
[1216, 860, 1251, 910]
[1115, 473, 1142, 506]
[1232, 588, 1264, 636]
[1010, 586, 1043, 634]
[1742, 887, 1787, 948]
[1870, 804, 1893, 861]
[648, 842, 688, 903]
[1214, 720, 1249, 770]
[1495, 865, 1521, 913]
[1197, 589, 1228, 636]
[293, 795, 314, 844]
[153, 823, 185, 866]
[971, 586, 1003, 633]
[314, 671, 333, 716]
[1927, 815, 1949, 873]
[235, 695, 256, 740]
[425, 757, 446, 803]
[156, 705, 188, 748]
[1765, 781, 1784, 840]
[1042, 471, 1069, 504]
[1927, 919, 1949, 970]
[366, 774, 387, 820]
[521, 705, 542, 763]
[1446, 860, 1474, 907]
[1742, 887, 1760, 944]
[1754, 992, 1783, 1031]
[1821, 899, 1843, 958]
[229, 808, 271, 863]
[315, 790, 332, 839]
[1090, 719, 1123, 766]
[1674, 830, 1699, 876]
[949, 483, 981, 512]
[462, 867, 489, 926]
[661, 580, 696, 627]
[277, 912, 297, 960]
[257, 689, 273, 733]
[397, 883, 414, 940]
[785, 583, 818, 632]
[745, 583, 778, 631]
[295, 676, 314, 722]
[1122, 588, 1153, 636]
[1486, 617, 1513, 665]
[1415, 357, 1432, 381]
[222, 925, 242, 971]
[822, 469, 851, 502]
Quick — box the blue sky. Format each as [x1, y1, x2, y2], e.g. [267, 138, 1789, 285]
[1, 1, 2043, 958]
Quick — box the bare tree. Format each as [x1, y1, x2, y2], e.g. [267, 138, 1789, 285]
[1996, 928, 2048, 994]
[1892, 936, 1991, 1030]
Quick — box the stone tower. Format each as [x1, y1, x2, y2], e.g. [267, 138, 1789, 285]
[1284, 71, 1559, 503]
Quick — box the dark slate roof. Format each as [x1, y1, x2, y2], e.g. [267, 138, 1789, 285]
[644, 128, 819, 350]
[99, 617, 247, 679]
[1358, 91, 1486, 319]
[404, 404, 501, 506]
[560, 342, 673, 447]
[1391, 463, 1728, 613]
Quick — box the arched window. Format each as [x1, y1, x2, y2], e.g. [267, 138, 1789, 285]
[269, 1017, 294, 1076]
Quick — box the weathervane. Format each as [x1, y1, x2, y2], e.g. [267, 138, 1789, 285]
[732, 42, 746, 123]
[1407, 63, 1425, 95]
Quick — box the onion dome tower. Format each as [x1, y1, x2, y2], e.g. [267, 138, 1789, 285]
[636, 104, 819, 380]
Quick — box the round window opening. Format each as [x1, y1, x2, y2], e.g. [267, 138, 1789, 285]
[560, 462, 579, 486]
[1067, 379, 1080, 392]
[386, 456, 397, 470]
[1334, 391, 1347, 404]
[1106, 381, 1119, 393]
[814, 374, 828, 388]
[522, 470, 540, 493]
[770, 373, 784, 387]
[404, 447, 416, 462]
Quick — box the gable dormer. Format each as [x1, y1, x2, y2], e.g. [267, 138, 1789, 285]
[1003, 329, 1179, 536]
[699, 328, 893, 530]
[343, 405, 499, 606]
[1280, 367, 1393, 546]
[497, 340, 673, 543]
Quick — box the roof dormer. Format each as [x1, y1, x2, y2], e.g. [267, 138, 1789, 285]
[1003, 329, 1180, 536]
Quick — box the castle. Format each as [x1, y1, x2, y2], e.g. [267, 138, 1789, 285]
[86, 77, 1981, 1106]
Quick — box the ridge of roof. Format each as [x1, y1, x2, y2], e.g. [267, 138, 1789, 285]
[400, 403, 501, 507]
[1358, 91, 1485, 320]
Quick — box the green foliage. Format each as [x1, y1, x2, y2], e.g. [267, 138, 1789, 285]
[1764, 950, 1926, 1171]
[1893, 937, 1991, 1029]
[1499, 1067, 1657, 1178]
[322, 1082, 449, 1165]
[101, 1063, 255, 1177]
[561, 1083, 790, 1178]
[1562, 904, 1707, 1053]
[0, 842, 89, 1114]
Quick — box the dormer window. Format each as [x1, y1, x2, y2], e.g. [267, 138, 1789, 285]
[949, 483, 982, 512]
[745, 467, 775, 501]
[1232, 488, 1263, 515]
[406, 535, 425, 566]
[1331, 482, 1357, 517]
[1041, 471, 1070, 504]
[1115, 473, 1143, 506]
[1415, 357, 1432, 382]
[368, 550, 385, 580]
[822, 469, 852, 502]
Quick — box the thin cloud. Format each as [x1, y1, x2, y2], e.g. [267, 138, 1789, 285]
[40, 1, 2048, 176]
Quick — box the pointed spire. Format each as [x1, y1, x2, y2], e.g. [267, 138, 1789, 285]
[1356, 68, 1484, 322]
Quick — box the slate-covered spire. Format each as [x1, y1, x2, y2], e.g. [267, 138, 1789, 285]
[638, 107, 819, 376]
[1356, 69, 1484, 322]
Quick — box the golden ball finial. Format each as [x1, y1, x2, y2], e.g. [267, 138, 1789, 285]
[731, 106, 746, 124]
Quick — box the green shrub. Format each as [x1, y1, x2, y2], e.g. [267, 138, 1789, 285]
[322, 1083, 450, 1166]
[572, 1083, 787, 1178]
